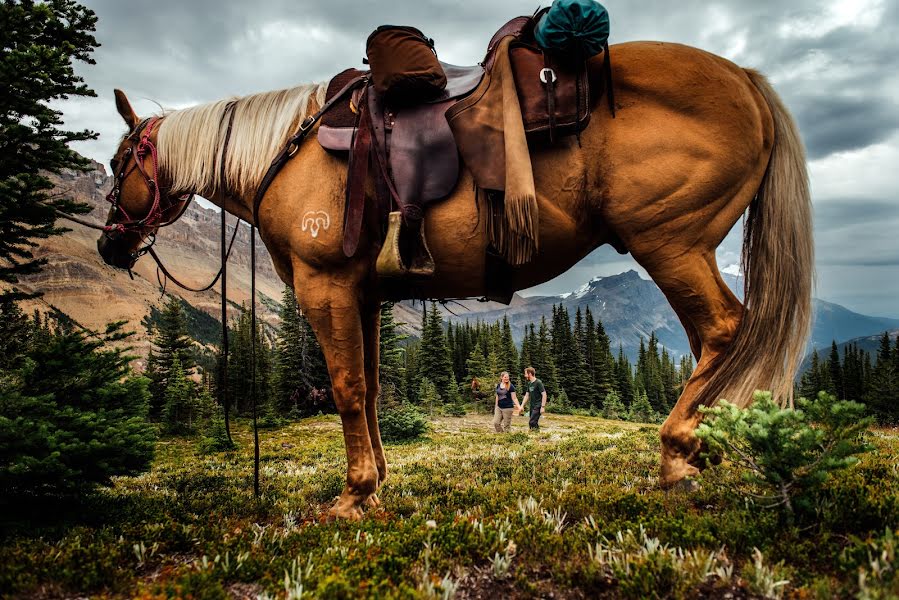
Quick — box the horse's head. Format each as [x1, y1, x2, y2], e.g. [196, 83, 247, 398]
[97, 90, 192, 269]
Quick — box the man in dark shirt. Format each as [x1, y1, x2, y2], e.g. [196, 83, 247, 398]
[521, 366, 547, 431]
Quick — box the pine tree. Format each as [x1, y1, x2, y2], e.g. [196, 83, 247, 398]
[466, 340, 490, 384]
[0, 0, 99, 302]
[500, 316, 519, 380]
[0, 314, 155, 496]
[800, 349, 827, 401]
[865, 332, 897, 424]
[828, 341, 843, 399]
[417, 302, 456, 400]
[534, 316, 559, 399]
[379, 302, 408, 402]
[419, 378, 441, 417]
[615, 345, 635, 404]
[145, 296, 195, 417]
[601, 390, 627, 420]
[163, 357, 197, 434]
[628, 390, 657, 424]
[593, 318, 615, 399]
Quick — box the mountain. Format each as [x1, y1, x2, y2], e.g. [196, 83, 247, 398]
[430, 270, 899, 361]
[14, 161, 286, 368]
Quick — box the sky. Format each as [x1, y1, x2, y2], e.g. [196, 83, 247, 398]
[61, 0, 899, 318]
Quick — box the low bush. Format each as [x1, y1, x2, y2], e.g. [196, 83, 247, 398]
[697, 391, 873, 520]
[379, 403, 429, 442]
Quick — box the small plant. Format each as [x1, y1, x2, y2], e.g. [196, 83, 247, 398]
[696, 391, 873, 518]
[379, 403, 430, 442]
[742, 548, 789, 599]
[443, 401, 467, 417]
[197, 411, 237, 453]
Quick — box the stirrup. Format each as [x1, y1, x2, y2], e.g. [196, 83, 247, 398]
[376, 211, 435, 278]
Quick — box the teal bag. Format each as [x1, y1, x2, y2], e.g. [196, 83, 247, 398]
[534, 0, 610, 58]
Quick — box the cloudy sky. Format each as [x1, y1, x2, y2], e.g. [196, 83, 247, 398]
[62, 0, 899, 317]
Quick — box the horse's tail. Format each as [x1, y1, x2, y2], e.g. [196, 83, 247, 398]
[700, 69, 814, 409]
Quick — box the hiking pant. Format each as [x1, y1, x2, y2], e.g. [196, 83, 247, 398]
[529, 404, 542, 430]
[493, 406, 513, 432]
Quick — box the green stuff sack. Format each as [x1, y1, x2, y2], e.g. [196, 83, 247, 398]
[534, 0, 611, 58]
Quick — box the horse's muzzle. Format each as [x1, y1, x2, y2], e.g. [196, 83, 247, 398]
[97, 236, 136, 269]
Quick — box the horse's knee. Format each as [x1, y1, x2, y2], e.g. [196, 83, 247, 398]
[332, 373, 366, 415]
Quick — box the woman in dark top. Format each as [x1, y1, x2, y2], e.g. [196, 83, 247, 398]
[493, 371, 520, 433]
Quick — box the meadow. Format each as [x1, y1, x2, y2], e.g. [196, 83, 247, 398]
[2, 412, 898, 599]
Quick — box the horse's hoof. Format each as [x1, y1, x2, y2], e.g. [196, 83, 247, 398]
[328, 496, 364, 521]
[328, 504, 363, 521]
[672, 478, 701, 493]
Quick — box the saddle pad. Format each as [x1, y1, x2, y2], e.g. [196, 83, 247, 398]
[320, 68, 366, 130]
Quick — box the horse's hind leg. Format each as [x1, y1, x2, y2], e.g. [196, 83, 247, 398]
[361, 296, 387, 506]
[630, 250, 743, 488]
[292, 266, 379, 519]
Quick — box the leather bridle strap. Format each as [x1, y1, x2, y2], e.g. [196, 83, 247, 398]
[252, 75, 367, 227]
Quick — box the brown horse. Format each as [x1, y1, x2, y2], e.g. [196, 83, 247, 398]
[97, 40, 812, 519]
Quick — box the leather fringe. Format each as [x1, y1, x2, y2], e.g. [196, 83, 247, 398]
[485, 190, 538, 266]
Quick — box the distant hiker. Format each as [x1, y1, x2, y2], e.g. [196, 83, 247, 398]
[521, 367, 547, 431]
[493, 371, 521, 433]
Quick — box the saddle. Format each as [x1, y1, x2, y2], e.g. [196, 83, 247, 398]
[315, 13, 608, 279]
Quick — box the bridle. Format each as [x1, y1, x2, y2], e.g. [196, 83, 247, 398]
[103, 116, 194, 264]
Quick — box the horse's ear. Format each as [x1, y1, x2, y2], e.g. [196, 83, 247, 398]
[114, 89, 139, 129]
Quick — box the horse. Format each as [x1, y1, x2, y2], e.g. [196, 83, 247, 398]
[96, 40, 812, 519]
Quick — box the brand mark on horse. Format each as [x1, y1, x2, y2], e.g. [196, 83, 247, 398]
[301, 211, 330, 238]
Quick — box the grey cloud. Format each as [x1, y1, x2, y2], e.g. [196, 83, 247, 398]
[64, 0, 899, 318]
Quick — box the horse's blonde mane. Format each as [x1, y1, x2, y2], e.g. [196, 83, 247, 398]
[156, 82, 327, 198]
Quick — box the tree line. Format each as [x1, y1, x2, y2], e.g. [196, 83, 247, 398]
[798, 334, 899, 424]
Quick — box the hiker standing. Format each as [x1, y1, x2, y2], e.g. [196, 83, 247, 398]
[493, 372, 520, 433]
[521, 367, 547, 431]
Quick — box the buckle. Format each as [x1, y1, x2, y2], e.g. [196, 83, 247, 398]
[539, 68, 557, 84]
[299, 116, 315, 132]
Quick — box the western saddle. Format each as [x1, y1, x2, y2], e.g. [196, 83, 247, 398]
[315, 13, 611, 283]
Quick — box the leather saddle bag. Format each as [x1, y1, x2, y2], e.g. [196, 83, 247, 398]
[509, 41, 590, 142]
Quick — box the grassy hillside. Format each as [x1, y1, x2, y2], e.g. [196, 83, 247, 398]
[2, 414, 897, 599]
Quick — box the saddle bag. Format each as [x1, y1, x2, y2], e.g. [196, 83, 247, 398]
[365, 25, 447, 104]
[509, 41, 590, 141]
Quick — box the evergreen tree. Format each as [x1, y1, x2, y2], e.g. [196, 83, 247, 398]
[601, 390, 627, 420]
[417, 302, 456, 400]
[500, 316, 519, 380]
[0, 299, 32, 371]
[593, 318, 615, 399]
[379, 302, 408, 402]
[225, 304, 277, 415]
[0, 0, 99, 302]
[465, 340, 490, 384]
[404, 343, 420, 403]
[419, 378, 441, 417]
[865, 332, 897, 424]
[799, 349, 829, 401]
[163, 357, 197, 434]
[534, 317, 559, 399]
[615, 345, 635, 404]
[0, 315, 155, 496]
[145, 296, 195, 417]
[828, 341, 843, 399]
[628, 390, 657, 424]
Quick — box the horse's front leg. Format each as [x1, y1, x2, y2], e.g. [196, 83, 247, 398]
[293, 269, 379, 520]
[361, 297, 387, 507]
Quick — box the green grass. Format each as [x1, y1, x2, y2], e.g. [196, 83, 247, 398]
[1, 413, 898, 599]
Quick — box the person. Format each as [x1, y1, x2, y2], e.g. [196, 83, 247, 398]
[493, 371, 520, 433]
[521, 366, 547, 431]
